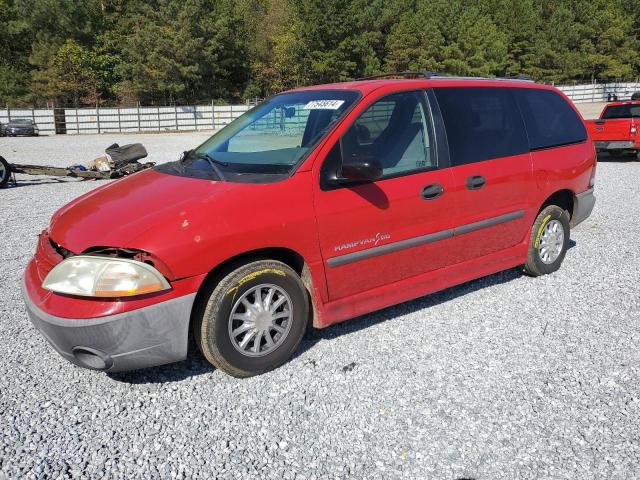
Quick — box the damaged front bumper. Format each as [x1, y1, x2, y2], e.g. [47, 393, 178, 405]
[22, 255, 196, 372]
[23, 280, 196, 372]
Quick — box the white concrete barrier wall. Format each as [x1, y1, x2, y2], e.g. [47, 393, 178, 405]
[2, 83, 640, 135]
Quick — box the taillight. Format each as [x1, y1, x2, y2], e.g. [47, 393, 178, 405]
[631, 125, 637, 135]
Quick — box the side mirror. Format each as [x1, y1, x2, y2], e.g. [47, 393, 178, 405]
[339, 154, 383, 182]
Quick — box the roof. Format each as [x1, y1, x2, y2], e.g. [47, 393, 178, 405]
[290, 77, 552, 96]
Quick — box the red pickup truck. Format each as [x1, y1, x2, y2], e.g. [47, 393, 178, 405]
[585, 101, 640, 159]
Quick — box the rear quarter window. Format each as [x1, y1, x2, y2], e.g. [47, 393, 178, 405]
[434, 87, 529, 166]
[515, 89, 587, 150]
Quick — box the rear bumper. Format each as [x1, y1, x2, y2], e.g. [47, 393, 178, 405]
[571, 188, 596, 228]
[594, 140, 637, 151]
[22, 280, 196, 372]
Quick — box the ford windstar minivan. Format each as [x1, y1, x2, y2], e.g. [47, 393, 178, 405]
[23, 73, 596, 377]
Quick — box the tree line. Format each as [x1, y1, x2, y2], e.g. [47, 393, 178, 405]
[1, 0, 639, 107]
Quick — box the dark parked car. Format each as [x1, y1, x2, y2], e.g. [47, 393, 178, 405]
[4, 118, 39, 136]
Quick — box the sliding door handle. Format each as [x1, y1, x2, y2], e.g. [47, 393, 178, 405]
[466, 175, 486, 190]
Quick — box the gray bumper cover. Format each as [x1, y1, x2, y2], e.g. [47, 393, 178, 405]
[571, 188, 596, 228]
[23, 283, 196, 372]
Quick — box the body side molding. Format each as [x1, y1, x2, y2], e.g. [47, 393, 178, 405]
[327, 209, 525, 268]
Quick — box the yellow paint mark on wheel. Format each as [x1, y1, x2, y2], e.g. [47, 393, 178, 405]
[534, 214, 552, 248]
[226, 268, 286, 295]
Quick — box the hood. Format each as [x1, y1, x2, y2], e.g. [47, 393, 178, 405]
[50, 168, 242, 256]
[48, 167, 314, 280]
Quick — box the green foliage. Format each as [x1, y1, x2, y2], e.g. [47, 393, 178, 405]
[1, 0, 639, 106]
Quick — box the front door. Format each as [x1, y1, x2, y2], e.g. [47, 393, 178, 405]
[314, 90, 457, 301]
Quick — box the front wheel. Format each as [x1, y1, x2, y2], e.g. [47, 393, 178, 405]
[523, 205, 570, 277]
[193, 259, 309, 377]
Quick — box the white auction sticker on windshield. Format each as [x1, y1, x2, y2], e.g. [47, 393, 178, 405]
[303, 100, 345, 110]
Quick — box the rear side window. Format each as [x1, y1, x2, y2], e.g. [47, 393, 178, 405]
[516, 89, 587, 150]
[434, 87, 529, 166]
[601, 104, 640, 119]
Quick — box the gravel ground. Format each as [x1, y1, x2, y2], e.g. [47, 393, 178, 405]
[1, 133, 639, 479]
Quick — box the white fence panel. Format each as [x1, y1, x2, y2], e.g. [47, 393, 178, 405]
[51, 104, 250, 134]
[556, 82, 640, 103]
[6, 82, 638, 136]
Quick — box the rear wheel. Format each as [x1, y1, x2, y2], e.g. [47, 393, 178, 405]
[193, 259, 309, 377]
[0, 156, 10, 188]
[523, 205, 570, 277]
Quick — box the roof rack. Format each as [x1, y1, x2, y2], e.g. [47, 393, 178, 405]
[356, 71, 534, 83]
[356, 71, 439, 81]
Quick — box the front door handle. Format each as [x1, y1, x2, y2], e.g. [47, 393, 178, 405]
[421, 183, 444, 200]
[466, 175, 486, 190]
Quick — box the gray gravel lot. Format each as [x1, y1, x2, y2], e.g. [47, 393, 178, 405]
[1, 133, 639, 479]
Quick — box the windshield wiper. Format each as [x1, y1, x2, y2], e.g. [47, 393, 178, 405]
[182, 150, 228, 180]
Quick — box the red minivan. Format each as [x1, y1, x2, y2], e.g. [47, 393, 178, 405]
[23, 75, 596, 377]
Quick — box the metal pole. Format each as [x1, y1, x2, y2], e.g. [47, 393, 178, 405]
[193, 106, 197, 131]
[117, 107, 121, 133]
[211, 100, 214, 130]
[157, 106, 161, 132]
[96, 104, 101, 134]
[76, 108, 79, 134]
[137, 103, 141, 132]
[174, 104, 178, 132]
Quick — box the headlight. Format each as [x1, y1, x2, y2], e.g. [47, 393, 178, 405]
[42, 255, 170, 297]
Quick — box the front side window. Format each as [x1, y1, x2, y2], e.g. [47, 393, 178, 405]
[157, 90, 359, 182]
[434, 87, 529, 166]
[341, 91, 435, 177]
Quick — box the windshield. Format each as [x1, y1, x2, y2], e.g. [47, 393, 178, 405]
[157, 90, 359, 182]
[602, 104, 640, 119]
[12, 119, 32, 124]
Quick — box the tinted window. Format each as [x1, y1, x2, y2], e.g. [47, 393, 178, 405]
[342, 91, 435, 176]
[601, 104, 640, 119]
[434, 87, 529, 166]
[516, 88, 587, 150]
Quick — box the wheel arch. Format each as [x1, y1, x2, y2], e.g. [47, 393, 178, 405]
[190, 247, 321, 347]
[539, 189, 575, 219]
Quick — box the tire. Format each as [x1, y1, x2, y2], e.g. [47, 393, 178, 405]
[193, 259, 309, 377]
[0, 156, 10, 188]
[523, 205, 570, 277]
